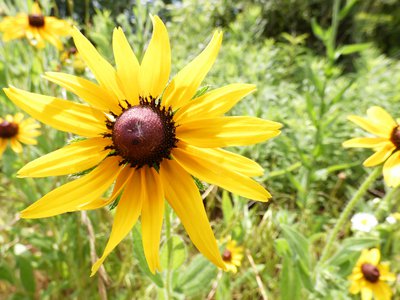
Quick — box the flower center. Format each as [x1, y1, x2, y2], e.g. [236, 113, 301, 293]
[390, 126, 400, 149]
[222, 249, 232, 262]
[105, 97, 177, 169]
[28, 14, 45, 28]
[0, 121, 19, 138]
[361, 263, 380, 283]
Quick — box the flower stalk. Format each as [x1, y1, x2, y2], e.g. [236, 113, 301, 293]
[319, 167, 382, 263]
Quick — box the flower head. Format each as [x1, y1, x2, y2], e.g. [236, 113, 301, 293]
[4, 16, 281, 275]
[221, 239, 244, 273]
[343, 106, 400, 187]
[351, 212, 378, 233]
[348, 248, 395, 300]
[0, 2, 71, 49]
[0, 113, 40, 157]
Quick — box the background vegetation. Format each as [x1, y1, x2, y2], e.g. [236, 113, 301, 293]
[0, 0, 399, 299]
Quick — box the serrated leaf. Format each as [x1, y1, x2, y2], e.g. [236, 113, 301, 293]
[160, 235, 187, 270]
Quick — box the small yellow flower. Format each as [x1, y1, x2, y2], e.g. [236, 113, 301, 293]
[0, 112, 40, 157]
[221, 239, 244, 273]
[60, 47, 86, 74]
[348, 248, 396, 300]
[343, 106, 400, 187]
[4, 16, 281, 275]
[0, 2, 71, 49]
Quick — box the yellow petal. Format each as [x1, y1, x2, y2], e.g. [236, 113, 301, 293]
[172, 143, 271, 201]
[174, 83, 256, 123]
[4, 87, 106, 137]
[139, 16, 170, 98]
[10, 138, 23, 153]
[20, 156, 121, 219]
[43, 72, 118, 112]
[0, 139, 8, 156]
[196, 148, 264, 177]
[163, 30, 223, 109]
[176, 116, 281, 147]
[16, 134, 37, 145]
[365, 248, 380, 265]
[31, 2, 42, 14]
[71, 27, 125, 103]
[363, 143, 395, 167]
[140, 167, 164, 273]
[361, 287, 373, 300]
[40, 28, 63, 50]
[378, 264, 396, 282]
[366, 106, 397, 130]
[18, 137, 111, 178]
[342, 137, 389, 148]
[348, 115, 391, 138]
[78, 165, 134, 210]
[383, 151, 400, 187]
[374, 282, 393, 300]
[349, 281, 361, 294]
[91, 170, 142, 276]
[14, 112, 24, 123]
[159, 159, 225, 269]
[112, 28, 140, 105]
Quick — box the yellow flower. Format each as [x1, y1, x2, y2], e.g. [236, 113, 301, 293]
[0, 2, 71, 50]
[221, 239, 244, 273]
[4, 16, 281, 275]
[343, 106, 400, 187]
[0, 112, 40, 157]
[348, 248, 396, 300]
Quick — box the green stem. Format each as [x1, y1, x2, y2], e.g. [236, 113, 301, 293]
[164, 204, 173, 299]
[319, 167, 381, 264]
[327, 0, 341, 66]
[376, 187, 399, 220]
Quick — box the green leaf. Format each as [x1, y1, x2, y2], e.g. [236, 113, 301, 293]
[192, 86, 210, 99]
[132, 224, 164, 288]
[339, 0, 359, 20]
[178, 254, 217, 297]
[279, 224, 313, 292]
[280, 255, 302, 300]
[327, 236, 380, 267]
[160, 235, 187, 270]
[16, 256, 35, 294]
[0, 264, 14, 284]
[221, 191, 233, 224]
[336, 43, 370, 58]
[311, 19, 326, 41]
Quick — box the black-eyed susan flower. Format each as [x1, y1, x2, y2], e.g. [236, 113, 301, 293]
[0, 113, 40, 157]
[4, 16, 281, 275]
[0, 2, 71, 50]
[348, 248, 395, 300]
[343, 106, 400, 187]
[221, 239, 244, 273]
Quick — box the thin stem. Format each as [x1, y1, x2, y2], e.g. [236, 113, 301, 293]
[164, 204, 173, 299]
[326, 0, 341, 67]
[319, 167, 381, 264]
[376, 187, 399, 220]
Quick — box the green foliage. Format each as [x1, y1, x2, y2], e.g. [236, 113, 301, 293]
[1, 0, 400, 299]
